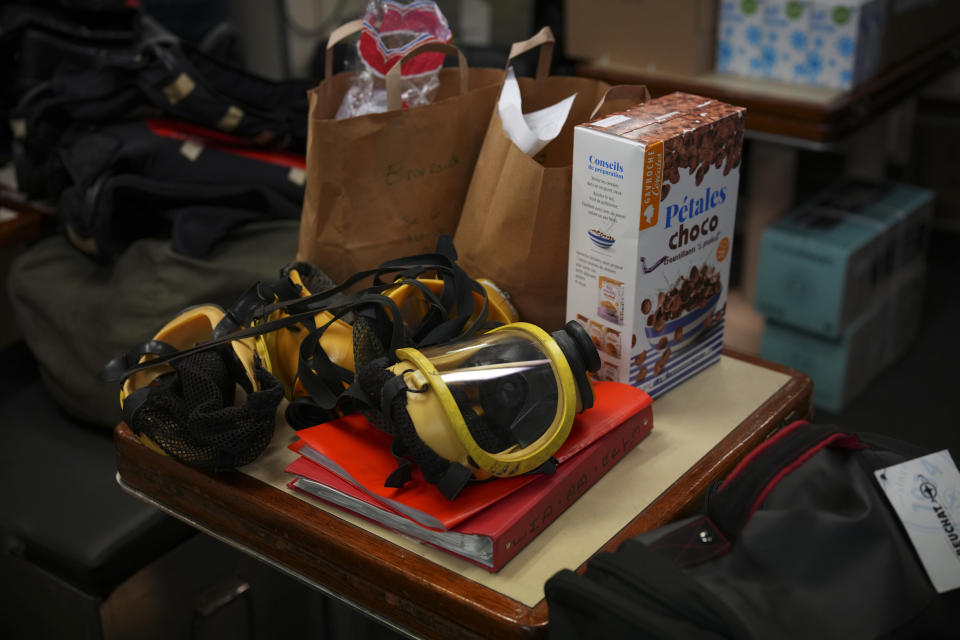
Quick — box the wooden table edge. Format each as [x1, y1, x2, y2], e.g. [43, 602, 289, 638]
[114, 349, 812, 640]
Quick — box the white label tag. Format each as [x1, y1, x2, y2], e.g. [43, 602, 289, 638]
[875, 450, 960, 593]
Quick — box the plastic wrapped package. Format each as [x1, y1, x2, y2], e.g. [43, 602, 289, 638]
[336, 0, 452, 119]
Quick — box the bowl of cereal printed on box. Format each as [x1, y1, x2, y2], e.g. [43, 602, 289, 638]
[588, 229, 615, 249]
[643, 265, 722, 352]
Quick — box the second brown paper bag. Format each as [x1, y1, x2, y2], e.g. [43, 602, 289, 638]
[454, 28, 649, 331]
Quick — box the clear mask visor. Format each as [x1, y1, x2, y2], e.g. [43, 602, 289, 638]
[417, 327, 563, 452]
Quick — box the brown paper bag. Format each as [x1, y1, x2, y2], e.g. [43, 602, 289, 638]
[454, 27, 650, 331]
[297, 21, 504, 283]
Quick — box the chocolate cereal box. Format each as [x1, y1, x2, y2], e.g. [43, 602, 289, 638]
[566, 92, 745, 398]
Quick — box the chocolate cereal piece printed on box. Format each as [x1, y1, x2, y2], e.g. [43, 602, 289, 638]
[635, 365, 647, 384]
[643, 262, 723, 352]
[566, 92, 744, 399]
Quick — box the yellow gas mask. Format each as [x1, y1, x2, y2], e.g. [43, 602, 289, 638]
[103, 237, 576, 492]
[354, 321, 600, 499]
[109, 304, 283, 470]
[252, 264, 519, 402]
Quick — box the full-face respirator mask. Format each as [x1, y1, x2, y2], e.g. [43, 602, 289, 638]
[355, 321, 600, 498]
[104, 241, 600, 498]
[110, 304, 284, 470]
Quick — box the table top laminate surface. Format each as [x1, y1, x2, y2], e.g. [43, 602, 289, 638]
[115, 350, 813, 639]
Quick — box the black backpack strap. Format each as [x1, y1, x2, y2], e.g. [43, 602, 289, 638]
[101, 338, 179, 383]
[545, 535, 753, 640]
[101, 284, 401, 384]
[284, 397, 340, 431]
[705, 421, 865, 539]
[352, 357, 474, 501]
[214, 276, 302, 338]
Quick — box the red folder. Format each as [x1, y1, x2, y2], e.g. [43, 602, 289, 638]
[287, 382, 653, 571]
[292, 381, 650, 529]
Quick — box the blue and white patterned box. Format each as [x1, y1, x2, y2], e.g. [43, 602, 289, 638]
[716, 0, 766, 76]
[716, 0, 887, 90]
[806, 0, 886, 89]
[762, 0, 811, 83]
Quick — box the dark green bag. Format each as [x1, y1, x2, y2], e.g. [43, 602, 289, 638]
[7, 219, 300, 429]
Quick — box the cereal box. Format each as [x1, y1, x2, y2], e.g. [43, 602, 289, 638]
[566, 93, 745, 398]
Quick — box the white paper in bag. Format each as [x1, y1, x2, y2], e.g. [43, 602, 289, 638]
[498, 66, 576, 157]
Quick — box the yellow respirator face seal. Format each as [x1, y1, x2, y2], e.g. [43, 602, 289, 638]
[118, 304, 265, 457]
[384, 277, 519, 328]
[254, 268, 354, 400]
[253, 271, 517, 401]
[390, 322, 582, 478]
[120, 304, 258, 407]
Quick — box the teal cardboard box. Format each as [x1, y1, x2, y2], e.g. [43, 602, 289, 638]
[761, 299, 886, 413]
[755, 179, 933, 338]
[812, 179, 934, 272]
[882, 260, 927, 367]
[755, 203, 889, 338]
[761, 260, 926, 413]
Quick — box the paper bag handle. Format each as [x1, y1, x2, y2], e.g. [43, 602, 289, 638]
[589, 85, 652, 120]
[323, 19, 364, 80]
[507, 26, 554, 81]
[385, 42, 468, 111]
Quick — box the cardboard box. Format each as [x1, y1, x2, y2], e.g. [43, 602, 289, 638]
[755, 179, 935, 338]
[761, 299, 886, 412]
[717, 0, 815, 83]
[883, 259, 927, 366]
[563, 0, 717, 75]
[755, 203, 889, 338]
[566, 92, 745, 398]
[761, 259, 926, 412]
[716, 0, 886, 89]
[812, 179, 935, 270]
[805, 0, 886, 89]
[763, 0, 812, 82]
[716, 0, 766, 76]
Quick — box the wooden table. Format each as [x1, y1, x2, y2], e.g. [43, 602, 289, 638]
[115, 350, 812, 639]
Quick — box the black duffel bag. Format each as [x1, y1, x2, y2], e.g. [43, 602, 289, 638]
[4, 4, 313, 197]
[50, 118, 306, 260]
[545, 421, 959, 639]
